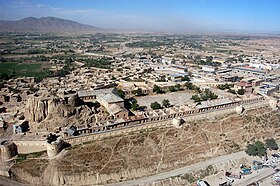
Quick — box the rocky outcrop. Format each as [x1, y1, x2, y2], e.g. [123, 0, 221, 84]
[25, 97, 72, 123]
[24, 95, 95, 130]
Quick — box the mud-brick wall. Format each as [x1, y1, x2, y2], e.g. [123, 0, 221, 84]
[13, 140, 46, 154]
[64, 121, 167, 145]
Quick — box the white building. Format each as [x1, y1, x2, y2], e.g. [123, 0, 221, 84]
[202, 66, 215, 73]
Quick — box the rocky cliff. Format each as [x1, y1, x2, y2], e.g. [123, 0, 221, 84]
[24, 95, 95, 131]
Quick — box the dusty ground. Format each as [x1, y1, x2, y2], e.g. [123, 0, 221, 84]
[136, 91, 194, 108]
[11, 107, 280, 185]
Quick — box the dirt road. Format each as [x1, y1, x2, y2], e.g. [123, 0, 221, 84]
[109, 151, 248, 186]
[235, 166, 278, 186]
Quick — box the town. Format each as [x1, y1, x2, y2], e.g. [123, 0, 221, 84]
[0, 32, 280, 186]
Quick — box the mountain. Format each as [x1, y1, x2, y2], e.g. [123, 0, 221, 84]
[0, 17, 102, 32]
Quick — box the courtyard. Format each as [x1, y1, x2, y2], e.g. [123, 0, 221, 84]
[136, 91, 195, 109]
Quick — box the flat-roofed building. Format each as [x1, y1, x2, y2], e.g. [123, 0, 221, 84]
[78, 88, 129, 120]
[234, 81, 253, 93]
[202, 65, 215, 73]
[233, 67, 266, 77]
[169, 73, 188, 82]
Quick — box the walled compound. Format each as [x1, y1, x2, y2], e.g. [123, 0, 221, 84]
[0, 87, 279, 179]
[5, 96, 275, 156]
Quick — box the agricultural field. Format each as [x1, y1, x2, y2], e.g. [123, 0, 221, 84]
[0, 62, 47, 78]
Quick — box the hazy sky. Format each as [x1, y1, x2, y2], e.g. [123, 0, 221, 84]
[0, 0, 279, 33]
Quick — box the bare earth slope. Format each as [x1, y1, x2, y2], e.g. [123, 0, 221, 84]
[0, 17, 102, 32]
[11, 107, 280, 185]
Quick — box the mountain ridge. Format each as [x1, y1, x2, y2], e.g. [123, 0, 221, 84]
[0, 16, 103, 33]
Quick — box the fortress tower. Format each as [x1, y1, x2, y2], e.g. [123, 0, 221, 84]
[46, 134, 62, 158]
[0, 141, 17, 166]
[172, 117, 183, 128]
[269, 98, 278, 110]
[236, 105, 245, 115]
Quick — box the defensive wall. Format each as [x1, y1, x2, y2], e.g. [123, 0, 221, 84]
[10, 97, 269, 153]
[12, 140, 46, 154]
[63, 97, 268, 145]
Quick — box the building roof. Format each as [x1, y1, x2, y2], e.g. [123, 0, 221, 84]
[107, 104, 126, 115]
[236, 81, 252, 87]
[100, 93, 123, 103]
[67, 126, 77, 135]
[216, 69, 232, 74]
[78, 88, 122, 100]
[169, 73, 188, 78]
[196, 98, 233, 109]
[235, 67, 266, 74]
[78, 90, 96, 97]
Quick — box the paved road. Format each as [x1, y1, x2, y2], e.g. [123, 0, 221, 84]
[109, 151, 248, 186]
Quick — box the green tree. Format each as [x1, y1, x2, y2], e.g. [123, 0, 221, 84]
[245, 144, 258, 156]
[132, 88, 144, 96]
[228, 89, 236, 94]
[162, 99, 170, 108]
[116, 89, 125, 99]
[204, 89, 218, 100]
[217, 83, 233, 90]
[237, 88, 245, 95]
[130, 99, 140, 111]
[255, 141, 267, 157]
[181, 76, 190, 82]
[153, 85, 162, 94]
[191, 95, 201, 102]
[265, 138, 278, 150]
[245, 141, 267, 157]
[175, 84, 182, 90]
[185, 82, 194, 89]
[194, 86, 201, 93]
[150, 102, 161, 110]
[169, 86, 177, 92]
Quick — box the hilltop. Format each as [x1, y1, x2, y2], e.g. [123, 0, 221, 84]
[0, 16, 102, 33]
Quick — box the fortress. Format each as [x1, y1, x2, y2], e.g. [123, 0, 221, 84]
[0, 93, 278, 178]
